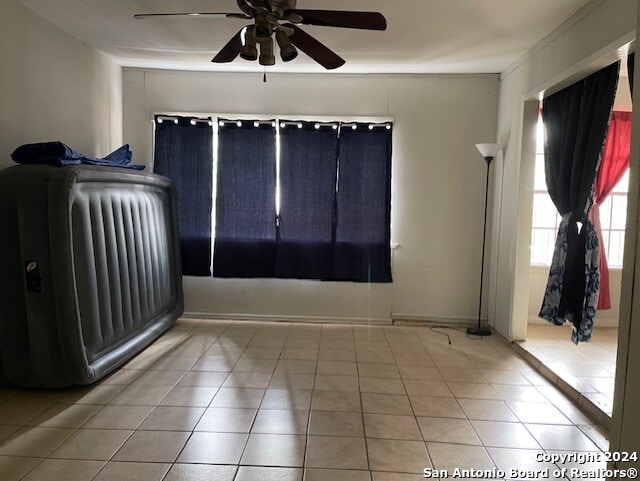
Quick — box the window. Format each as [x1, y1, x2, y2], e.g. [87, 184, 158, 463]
[154, 115, 393, 282]
[530, 113, 629, 267]
[598, 169, 629, 267]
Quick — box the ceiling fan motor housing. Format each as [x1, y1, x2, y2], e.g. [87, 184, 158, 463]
[255, 15, 272, 42]
[268, 0, 297, 14]
[237, 0, 296, 17]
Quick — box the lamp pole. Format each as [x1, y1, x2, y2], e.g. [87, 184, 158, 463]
[467, 143, 499, 337]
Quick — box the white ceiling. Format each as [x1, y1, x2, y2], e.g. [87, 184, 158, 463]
[20, 0, 595, 74]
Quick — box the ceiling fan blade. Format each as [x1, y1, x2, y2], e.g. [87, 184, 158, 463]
[134, 12, 250, 20]
[285, 9, 387, 31]
[284, 24, 345, 70]
[212, 28, 245, 63]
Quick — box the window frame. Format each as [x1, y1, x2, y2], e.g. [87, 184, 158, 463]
[530, 112, 629, 268]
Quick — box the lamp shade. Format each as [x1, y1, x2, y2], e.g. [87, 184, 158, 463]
[475, 143, 501, 159]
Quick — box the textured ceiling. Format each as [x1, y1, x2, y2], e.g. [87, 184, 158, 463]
[20, 0, 595, 73]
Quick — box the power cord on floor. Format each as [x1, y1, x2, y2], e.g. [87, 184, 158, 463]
[428, 325, 488, 344]
[429, 327, 453, 344]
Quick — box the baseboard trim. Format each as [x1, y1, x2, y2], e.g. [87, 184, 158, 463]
[391, 313, 484, 327]
[182, 311, 392, 325]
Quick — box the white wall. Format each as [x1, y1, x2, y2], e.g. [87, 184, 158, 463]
[0, 0, 123, 170]
[490, 0, 637, 341]
[123, 69, 499, 323]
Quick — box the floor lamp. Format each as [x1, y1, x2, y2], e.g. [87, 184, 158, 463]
[467, 143, 501, 337]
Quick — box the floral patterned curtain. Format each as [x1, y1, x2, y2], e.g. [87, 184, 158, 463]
[538, 61, 620, 344]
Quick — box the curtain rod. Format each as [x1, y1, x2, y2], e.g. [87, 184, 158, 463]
[218, 119, 276, 127]
[153, 112, 393, 123]
[191, 118, 213, 126]
[152, 116, 393, 130]
[155, 116, 178, 124]
[342, 122, 393, 130]
[314, 123, 338, 130]
[153, 116, 213, 125]
[280, 121, 303, 128]
[280, 121, 393, 130]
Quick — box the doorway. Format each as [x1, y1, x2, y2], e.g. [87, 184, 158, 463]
[516, 59, 633, 427]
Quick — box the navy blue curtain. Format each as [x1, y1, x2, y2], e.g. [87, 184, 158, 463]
[334, 123, 393, 282]
[212, 120, 277, 278]
[539, 61, 620, 343]
[276, 122, 339, 279]
[153, 116, 213, 276]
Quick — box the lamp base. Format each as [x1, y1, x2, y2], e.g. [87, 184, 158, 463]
[466, 326, 492, 337]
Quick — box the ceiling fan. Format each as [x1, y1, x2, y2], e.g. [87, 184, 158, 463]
[134, 0, 387, 70]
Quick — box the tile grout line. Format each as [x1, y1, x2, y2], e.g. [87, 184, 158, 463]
[383, 326, 435, 476]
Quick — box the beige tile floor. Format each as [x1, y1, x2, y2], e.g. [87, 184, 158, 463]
[519, 324, 617, 417]
[0, 319, 610, 481]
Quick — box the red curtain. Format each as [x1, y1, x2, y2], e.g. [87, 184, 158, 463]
[592, 110, 632, 309]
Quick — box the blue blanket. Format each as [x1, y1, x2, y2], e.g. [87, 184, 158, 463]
[11, 142, 145, 170]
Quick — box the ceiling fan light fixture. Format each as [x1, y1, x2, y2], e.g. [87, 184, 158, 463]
[276, 30, 298, 62]
[240, 44, 258, 61]
[240, 26, 258, 61]
[259, 37, 276, 66]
